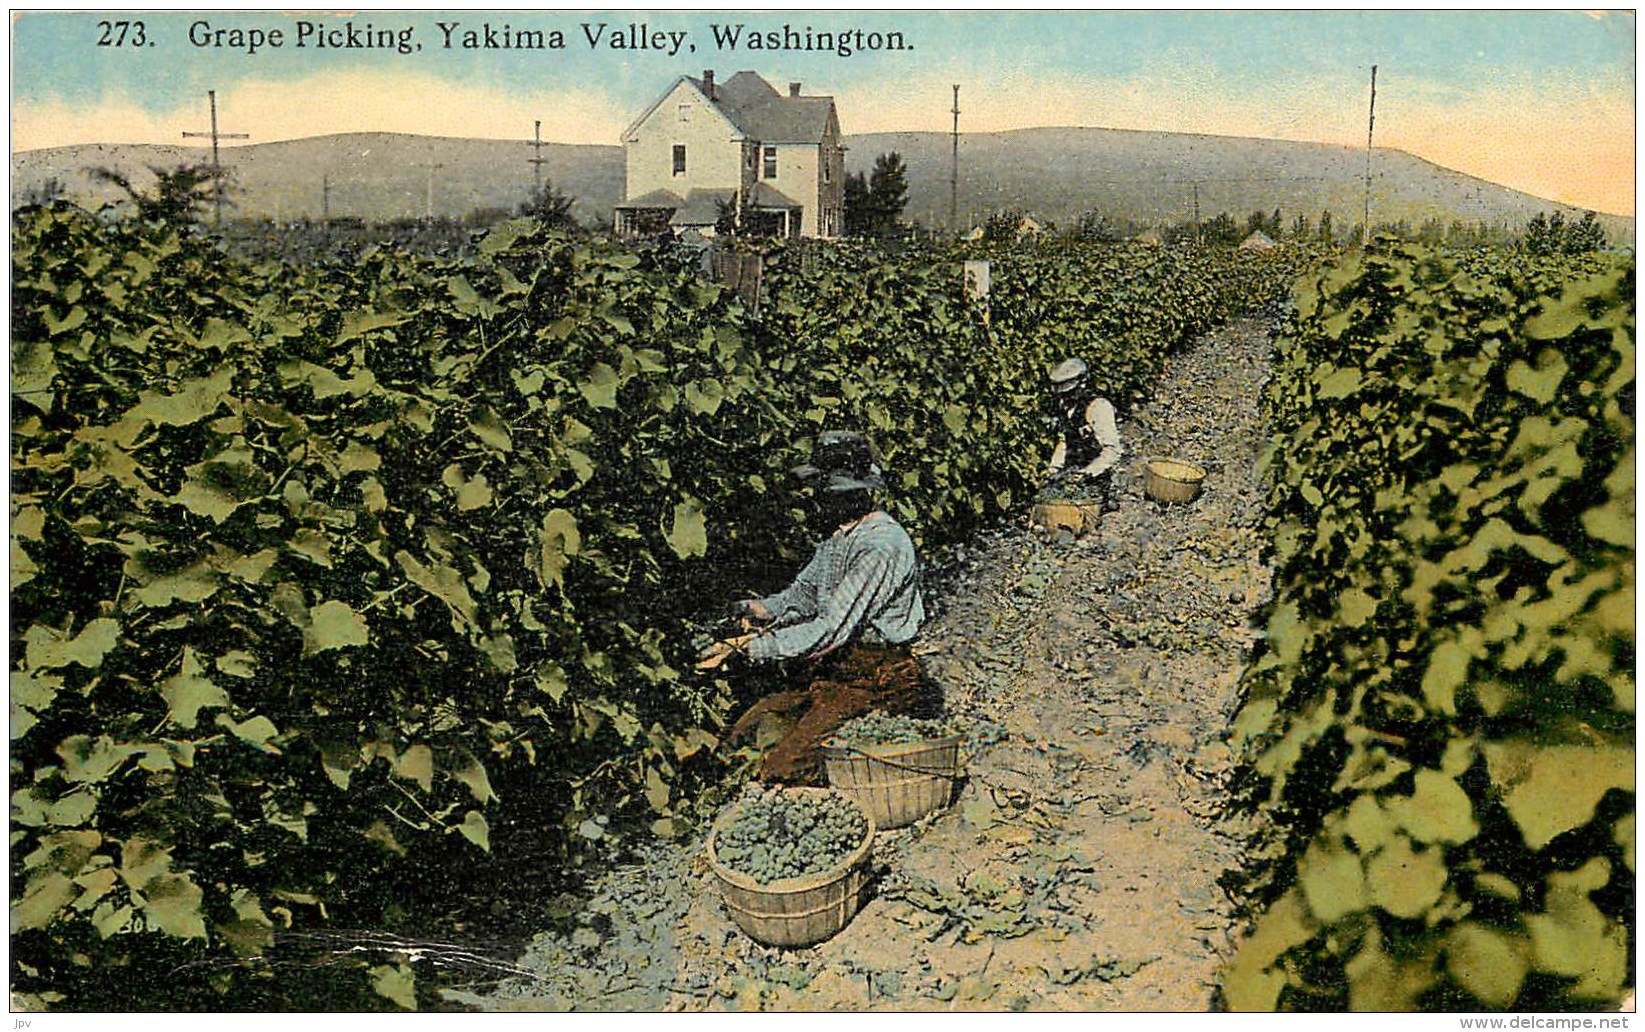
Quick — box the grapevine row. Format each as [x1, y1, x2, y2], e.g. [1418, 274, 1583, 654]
[1223, 242, 1634, 1010]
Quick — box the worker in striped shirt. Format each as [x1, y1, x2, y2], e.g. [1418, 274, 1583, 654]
[698, 430, 932, 781]
[1045, 356, 1125, 510]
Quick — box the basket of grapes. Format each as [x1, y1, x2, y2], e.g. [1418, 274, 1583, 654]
[821, 712, 963, 829]
[706, 785, 876, 948]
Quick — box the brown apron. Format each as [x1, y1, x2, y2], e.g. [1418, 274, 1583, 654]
[725, 643, 932, 784]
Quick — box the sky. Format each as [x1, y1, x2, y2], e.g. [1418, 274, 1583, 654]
[10, 10, 1637, 215]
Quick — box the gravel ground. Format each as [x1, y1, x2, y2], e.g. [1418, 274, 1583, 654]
[459, 316, 1277, 1012]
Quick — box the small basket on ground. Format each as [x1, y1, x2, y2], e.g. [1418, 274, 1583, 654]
[706, 788, 876, 948]
[1029, 498, 1101, 537]
[1144, 458, 1207, 504]
[822, 734, 964, 829]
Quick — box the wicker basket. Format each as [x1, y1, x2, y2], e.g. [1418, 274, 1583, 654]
[1144, 458, 1207, 504]
[822, 735, 963, 829]
[1029, 498, 1101, 536]
[706, 788, 876, 948]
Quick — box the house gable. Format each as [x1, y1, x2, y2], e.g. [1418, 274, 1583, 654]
[622, 77, 743, 144]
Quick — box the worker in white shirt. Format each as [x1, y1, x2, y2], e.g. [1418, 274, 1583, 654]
[1045, 357, 1124, 510]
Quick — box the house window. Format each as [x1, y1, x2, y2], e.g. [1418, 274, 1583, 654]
[673, 145, 686, 176]
[677, 103, 691, 123]
[763, 146, 777, 179]
[823, 154, 831, 184]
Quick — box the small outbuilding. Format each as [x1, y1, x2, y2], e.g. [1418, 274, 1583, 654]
[1238, 230, 1278, 252]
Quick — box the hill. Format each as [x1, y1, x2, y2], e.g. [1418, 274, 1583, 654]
[12, 134, 625, 226]
[11, 127, 1632, 241]
[852, 127, 1633, 241]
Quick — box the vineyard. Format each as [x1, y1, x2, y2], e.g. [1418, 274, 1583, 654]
[1226, 244, 1634, 1009]
[9, 204, 1298, 1009]
[9, 203, 1632, 1011]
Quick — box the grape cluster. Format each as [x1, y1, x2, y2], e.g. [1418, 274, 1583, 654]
[713, 786, 869, 885]
[826, 711, 951, 748]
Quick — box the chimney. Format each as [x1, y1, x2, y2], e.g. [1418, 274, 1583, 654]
[789, 82, 801, 97]
[702, 70, 715, 99]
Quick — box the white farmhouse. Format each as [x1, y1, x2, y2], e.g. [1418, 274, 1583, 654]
[615, 70, 845, 239]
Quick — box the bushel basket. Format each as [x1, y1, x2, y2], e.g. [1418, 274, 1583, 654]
[822, 734, 963, 829]
[1030, 498, 1101, 537]
[1144, 457, 1207, 504]
[706, 788, 876, 948]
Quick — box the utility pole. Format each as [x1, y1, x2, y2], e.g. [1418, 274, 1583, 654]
[182, 89, 250, 229]
[423, 160, 445, 221]
[528, 119, 549, 199]
[1363, 64, 1378, 242]
[321, 173, 331, 230]
[1192, 182, 1201, 245]
[950, 84, 960, 233]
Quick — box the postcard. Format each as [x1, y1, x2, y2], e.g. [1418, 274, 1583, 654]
[8, 9, 1635, 1018]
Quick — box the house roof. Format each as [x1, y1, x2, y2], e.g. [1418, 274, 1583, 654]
[747, 182, 803, 209]
[1238, 230, 1278, 250]
[670, 188, 737, 227]
[686, 71, 837, 144]
[618, 188, 685, 210]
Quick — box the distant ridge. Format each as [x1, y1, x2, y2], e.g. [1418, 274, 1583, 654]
[11, 127, 1632, 241]
[11, 133, 625, 226]
[858, 126, 1633, 240]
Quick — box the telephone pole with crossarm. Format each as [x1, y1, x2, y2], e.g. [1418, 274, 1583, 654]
[181, 90, 249, 228]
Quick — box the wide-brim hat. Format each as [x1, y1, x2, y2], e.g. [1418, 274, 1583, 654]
[802, 466, 885, 492]
[1052, 353, 1092, 390]
[1050, 356, 1089, 392]
[792, 430, 886, 492]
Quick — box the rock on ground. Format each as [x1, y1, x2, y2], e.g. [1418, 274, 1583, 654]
[464, 316, 1277, 1012]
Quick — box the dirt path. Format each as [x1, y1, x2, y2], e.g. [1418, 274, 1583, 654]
[464, 317, 1275, 1012]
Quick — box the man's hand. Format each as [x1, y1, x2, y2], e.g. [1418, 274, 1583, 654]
[697, 633, 755, 670]
[730, 599, 772, 623]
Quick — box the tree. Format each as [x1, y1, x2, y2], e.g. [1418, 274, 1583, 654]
[1564, 211, 1607, 253]
[91, 163, 222, 228]
[1525, 209, 1606, 255]
[463, 206, 512, 228]
[1070, 209, 1121, 243]
[1318, 210, 1334, 244]
[1524, 211, 1558, 254]
[714, 196, 736, 237]
[1290, 212, 1310, 240]
[981, 208, 1029, 242]
[18, 176, 65, 209]
[843, 171, 871, 237]
[1203, 211, 1239, 246]
[865, 151, 909, 236]
[1270, 207, 1284, 237]
[1163, 220, 1196, 246]
[518, 179, 578, 231]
